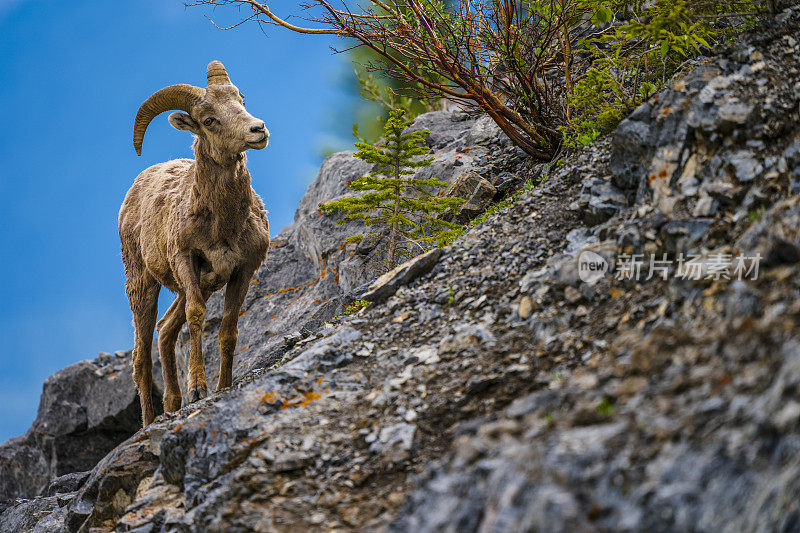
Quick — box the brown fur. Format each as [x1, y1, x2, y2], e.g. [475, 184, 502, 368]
[119, 76, 270, 427]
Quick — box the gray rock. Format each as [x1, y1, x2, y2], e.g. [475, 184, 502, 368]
[0, 350, 163, 500]
[272, 451, 313, 473]
[283, 331, 304, 347]
[407, 111, 474, 149]
[362, 249, 442, 303]
[661, 219, 713, 254]
[0, 437, 48, 504]
[31, 506, 67, 533]
[370, 423, 416, 455]
[583, 178, 629, 225]
[491, 172, 522, 198]
[729, 150, 763, 182]
[547, 253, 581, 287]
[610, 118, 653, 191]
[283, 326, 362, 372]
[717, 102, 753, 124]
[443, 171, 497, 223]
[0, 496, 59, 533]
[42, 471, 91, 497]
[738, 196, 800, 266]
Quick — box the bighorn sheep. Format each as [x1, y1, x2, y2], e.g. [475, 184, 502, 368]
[119, 60, 270, 427]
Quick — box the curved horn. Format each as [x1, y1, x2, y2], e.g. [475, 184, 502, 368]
[206, 60, 231, 86]
[132, 84, 205, 156]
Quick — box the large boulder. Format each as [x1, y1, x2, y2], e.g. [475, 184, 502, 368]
[0, 436, 49, 503]
[0, 351, 163, 501]
[0, 496, 59, 533]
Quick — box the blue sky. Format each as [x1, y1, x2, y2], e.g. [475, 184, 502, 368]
[0, 0, 355, 441]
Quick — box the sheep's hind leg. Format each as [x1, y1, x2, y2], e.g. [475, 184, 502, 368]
[218, 265, 258, 391]
[175, 255, 209, 404]
[157, 294, 186, 412]
[127, 274, 161, 426]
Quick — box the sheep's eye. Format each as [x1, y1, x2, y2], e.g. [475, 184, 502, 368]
[203, 117, 215, 127]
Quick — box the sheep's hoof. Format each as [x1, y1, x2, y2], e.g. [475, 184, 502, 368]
[215, 379, 232, 392]
[164, 393, 182, 413]
[187, 384, 208, 404]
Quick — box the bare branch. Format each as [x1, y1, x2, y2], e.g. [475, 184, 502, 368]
[204, 12, 259, 31]
[244, 0, 347, 35]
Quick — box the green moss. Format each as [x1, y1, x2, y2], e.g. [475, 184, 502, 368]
[596, 397, 616, 417]
[342, 300, 370, 316]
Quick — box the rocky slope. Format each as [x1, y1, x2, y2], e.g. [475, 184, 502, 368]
[2, 5, 800, 531]
[0, 107, 527, 506]
[0, 99, 528, 518]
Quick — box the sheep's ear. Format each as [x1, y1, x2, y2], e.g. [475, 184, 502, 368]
[168, 112, 200, 134]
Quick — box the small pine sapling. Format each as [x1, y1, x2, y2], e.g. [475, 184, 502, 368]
[320, 108, 463, 269]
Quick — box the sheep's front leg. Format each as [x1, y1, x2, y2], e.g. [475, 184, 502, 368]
[217, 265, 257, 391]
[176, 255, 209, 404]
